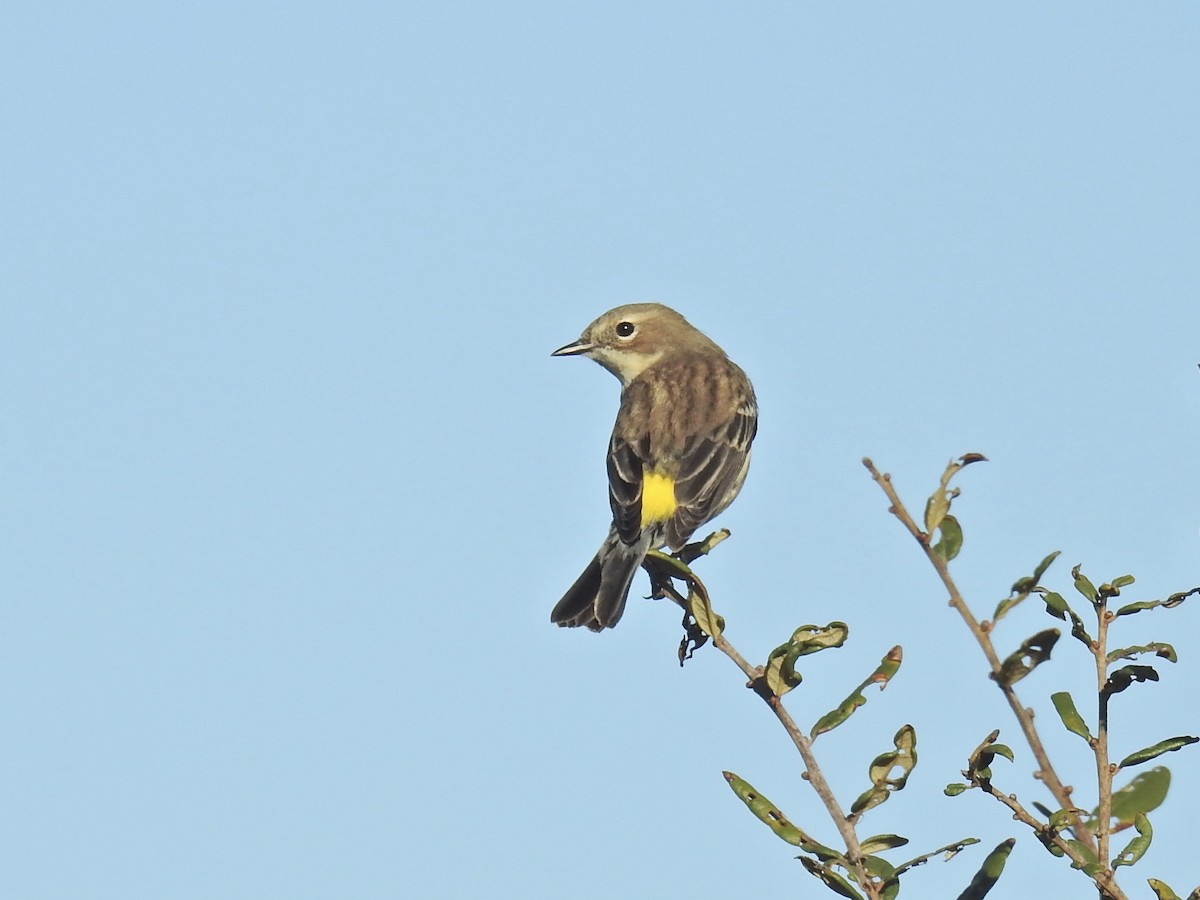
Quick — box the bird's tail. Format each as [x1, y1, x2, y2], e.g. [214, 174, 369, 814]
[551, 530, 651, 631]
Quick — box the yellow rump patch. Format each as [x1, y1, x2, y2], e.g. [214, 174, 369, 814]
[640, 472, 678, 527]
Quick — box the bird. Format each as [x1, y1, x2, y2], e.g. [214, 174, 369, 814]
[550, 303, 757, 631]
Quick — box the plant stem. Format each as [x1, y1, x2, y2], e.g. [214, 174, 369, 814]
[861, 458, 1130, 900]
[862, 458, 1090, 838]
[1094, 600, 1113, 888]
[656, 577, 879, 898]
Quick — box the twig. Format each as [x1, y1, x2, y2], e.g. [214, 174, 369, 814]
[1093, 599, 1114, 886]
[653, 574, 880, 898]
[861, 458, 1129, 900]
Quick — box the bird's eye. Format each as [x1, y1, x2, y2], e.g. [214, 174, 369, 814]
[615, 321, 636, 338]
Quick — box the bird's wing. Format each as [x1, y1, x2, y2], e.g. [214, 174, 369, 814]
[606, 396, 757, 549]
[666, 397, 758, 548]
[606, 433, 647, 545]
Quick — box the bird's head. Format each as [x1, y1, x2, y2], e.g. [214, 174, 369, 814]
[552, 303, 715, 386]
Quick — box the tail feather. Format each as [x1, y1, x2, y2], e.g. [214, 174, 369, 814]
[550, 554, 604, 628]
[552, 531, 650, 631]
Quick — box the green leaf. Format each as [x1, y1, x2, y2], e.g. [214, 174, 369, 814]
[1011, 550, 1062, 595]
[1112, 812, 1152, 868]
[954, 838, 1014, 900]
[1037, 590, 1093, 644]
[1051, 692, 1093, 742]
[764, 622, 852, 698]
[1108, 767, 1171, 828]
[1107, 642, 1177, 664]
[798, 856, 864, 899]
[871, 725, 917, 788]
[1072, 565, 1100, 605]
[675, 528, 731, 564]
[860, 834, 909, 854]
[1039, 590, 1070, 621]
[1001, 551, 1062, 621]
[1047, 807, 1086, 833]
[1034, 828, 1065, 857]
[1118, 736, 1199, 770]
[851, 726, 917, 817]
[1165, 587, 1200, 607]
[994, 629, 1060, 686]
[722, 771, 803, 847]
[944, 783, 970, 796]
[1147, 880, 1182, 900]
[811, 646, 902, 739]
[874, 645, 903, 685]
[764, 643, 804, 697]
[1115, 586, 1200, 617]
[923, 454, 986, 537]
[862, 855, 897, 881]
[722, 771, 837, 856]
[1098, 577, 1133, 600]
[789, 622, 852, 656]
[1114, 600, 1159, 617]
[989, 743, 1014, 763]
[923, 484, 954, 536]
[811, 695, 865, 738]
[850, 784, 890, 818]
[933, 514, 963, 561]
[643, 547, 694, 580]
[1066, 839, 1102, 876]
[924, 489, 952, 536]
[1103, 665, 1160, 697]
[688, 584, 722, 639]
[1066, 610, 1093, 645]
[644, 545, 729, 643]
[965, 729, 1011, 787]
[892, 837, 980, 877]
[991, 594, 1019, 623]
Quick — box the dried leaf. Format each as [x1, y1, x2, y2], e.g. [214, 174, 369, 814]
[1103, 665, 1159, 697]
[1107, 642, 1177, 664]
[995, 629, 1060, 686]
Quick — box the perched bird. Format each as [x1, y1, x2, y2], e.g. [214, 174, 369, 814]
[550, 303, 757, 631]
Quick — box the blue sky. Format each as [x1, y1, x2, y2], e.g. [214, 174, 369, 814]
[3, 3, 1198, 898]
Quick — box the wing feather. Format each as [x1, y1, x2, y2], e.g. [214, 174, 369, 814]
[607, 435, 645, 544]
[606, 360, 758, 551]
[666, 401, 757, 548]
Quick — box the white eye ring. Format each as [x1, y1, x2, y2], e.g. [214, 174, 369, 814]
[615, 321, 636, 339]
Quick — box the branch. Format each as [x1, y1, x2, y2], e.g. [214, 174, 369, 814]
[860, 457, 1141, 900]
[647, 559, 881, 898]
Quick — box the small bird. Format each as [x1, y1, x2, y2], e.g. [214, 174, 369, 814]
[551, 303, 757, 631]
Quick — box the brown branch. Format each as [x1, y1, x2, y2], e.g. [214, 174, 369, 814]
[860, 461, 1122, 864]
[1093, 600, 1115, 887]
[979, 780, 1091, 869]
[654, 574, 881, 899]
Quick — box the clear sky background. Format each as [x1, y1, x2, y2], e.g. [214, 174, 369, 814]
[3, 4, 1198, 898]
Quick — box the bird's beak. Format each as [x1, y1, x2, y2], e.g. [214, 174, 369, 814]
[551, 338, 593, 357]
